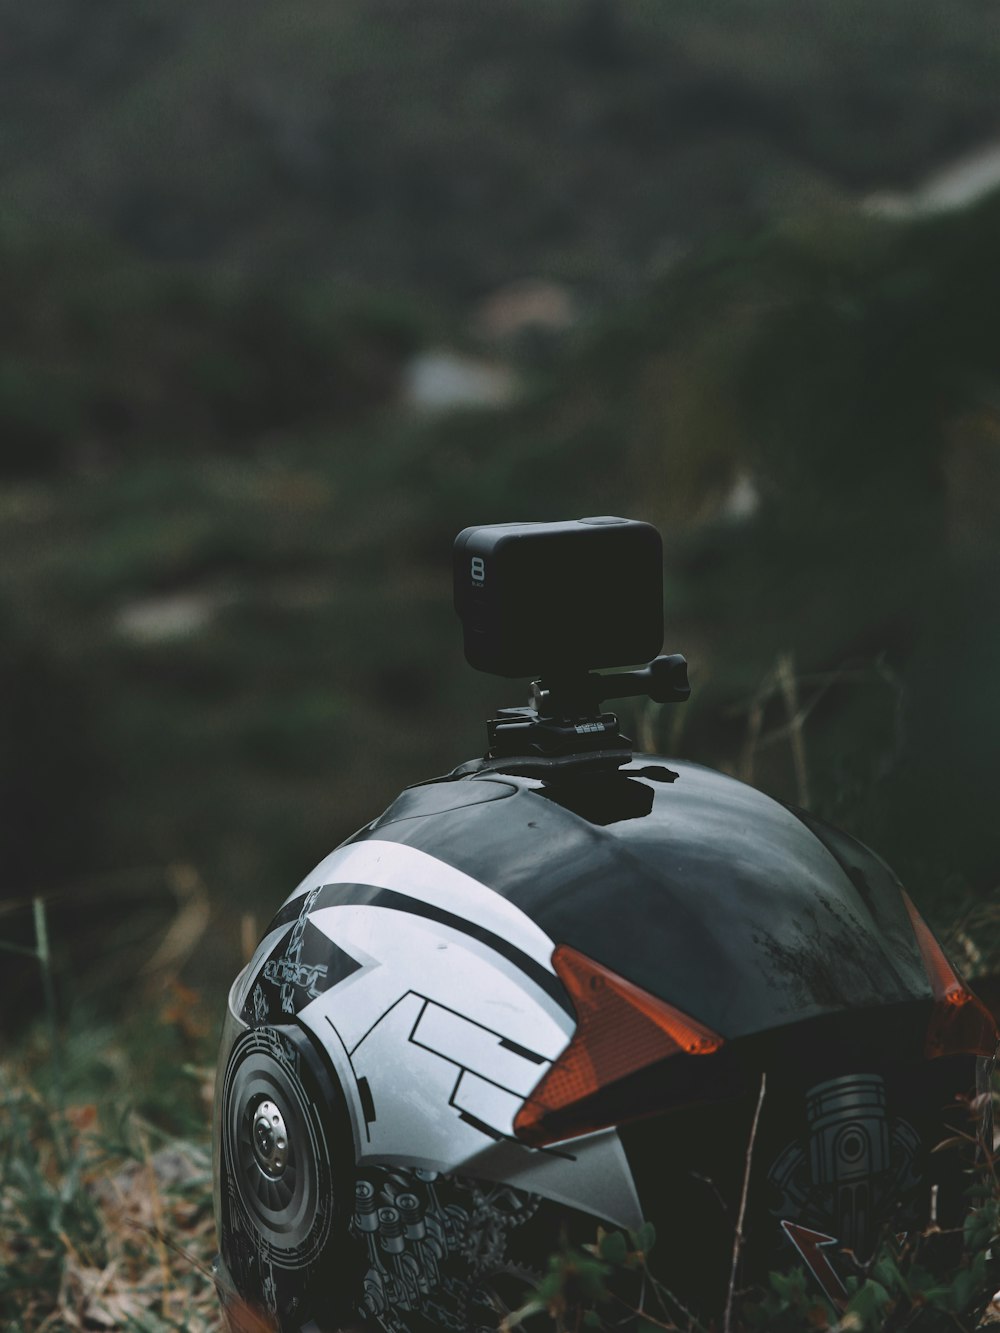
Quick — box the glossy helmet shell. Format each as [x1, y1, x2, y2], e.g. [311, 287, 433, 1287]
[214, 758, 991, 1330]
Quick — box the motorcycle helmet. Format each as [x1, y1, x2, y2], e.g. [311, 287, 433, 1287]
[213, 518, 997, 1332]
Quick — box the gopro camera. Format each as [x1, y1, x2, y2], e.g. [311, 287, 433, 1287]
[453, 517, 663, 679]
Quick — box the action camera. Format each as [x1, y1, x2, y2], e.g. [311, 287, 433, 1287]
[453, 517, 663, 679]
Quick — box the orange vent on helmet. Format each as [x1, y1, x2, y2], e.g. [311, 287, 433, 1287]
[901, 891, 998, 1060]
[513, 945, 723, 1148]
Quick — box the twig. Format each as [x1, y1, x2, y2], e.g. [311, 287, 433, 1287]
[615, 1276, 710, 1333]
[0, 938, 42, 957]
[34, 896, 68, 1165]
[724, 1072, 767, 1333]
[776, 653, 810, 808]
[738, 665, 773, 786]
[734, 654, 901, 802]
[638, 698, 659, 756]
[615, 1301, 678, 1331]
[126, 1218, 217, 1283]
[140, 1132, 174, 1318]
[241, 912, 259, 966]
[141, 862, 210, 987]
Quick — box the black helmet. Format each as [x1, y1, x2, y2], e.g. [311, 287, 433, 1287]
[213, 520, 997, 1330]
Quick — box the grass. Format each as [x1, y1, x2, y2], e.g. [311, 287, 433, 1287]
[3, 889, 999, 1331]
[508, 1091, 1000, 1333]
[0, 898, 222, 1333]
[1, 1096, 217, 1330]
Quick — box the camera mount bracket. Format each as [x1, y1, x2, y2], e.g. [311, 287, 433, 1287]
[485, 653, 690, 776]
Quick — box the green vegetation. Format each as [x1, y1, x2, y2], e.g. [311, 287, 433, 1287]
[507, 1175, 1000, 1332]
[3, 901, 997, 1330]
[1, 901, 220, 1331]
[0, 220, 415, 478]
[4, 193, 1000, 936]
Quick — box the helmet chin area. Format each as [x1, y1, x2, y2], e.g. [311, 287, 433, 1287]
[219, 1141, 643, 1333]
[346, 1164, 640, 1333]
[617, 1053, 981, 1315]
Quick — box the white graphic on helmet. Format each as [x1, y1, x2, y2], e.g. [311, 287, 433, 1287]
[297, 903, 642, 1229]
[233, 846, 643, 1234]
[301, 904, 567, 1148]
[280, 838, 557, 973]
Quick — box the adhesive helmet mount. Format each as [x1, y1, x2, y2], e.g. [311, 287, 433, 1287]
[482, 651, 691, 777]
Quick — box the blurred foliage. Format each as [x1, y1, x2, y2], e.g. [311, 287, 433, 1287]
[0, 0, 999, 1010]
[4, 0, 1000, 299]
[0, 220, 415, 477]
[3, 190, 1000, 959]
[533, 196, 1000, 904]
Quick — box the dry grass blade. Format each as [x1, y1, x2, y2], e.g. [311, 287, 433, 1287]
[776, 653, 810, 808]
[220, 1297, 281, 1332]
[724, 1072, 767, 1333]
[141, 862, 212, 988]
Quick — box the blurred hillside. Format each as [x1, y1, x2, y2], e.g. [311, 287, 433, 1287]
[5, 0, 1000, 300]
[1, 0, 999, 1011]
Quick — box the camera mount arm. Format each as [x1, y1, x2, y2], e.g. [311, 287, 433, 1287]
[486, 653, 690, 774]
[529, 653, 690, 716]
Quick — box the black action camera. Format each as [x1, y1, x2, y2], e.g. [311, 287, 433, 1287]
[453, 517, 663, 679]
[454, 517, 687, 772]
